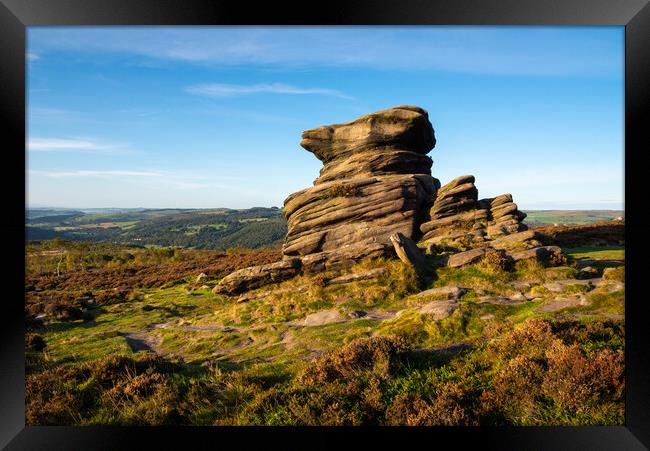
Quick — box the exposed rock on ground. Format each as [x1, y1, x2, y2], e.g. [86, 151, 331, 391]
[509, 245, 564, 263]
[543, 278, 595, 293]
[414, 286, 467, 300]
[476, 296, 527, 306]
[537, 294, 591, 312]
[418, 299, 460, 320]
[212, 259, 302, 295]
[446, 247, 489, 268]
[299, 309, 347, 327]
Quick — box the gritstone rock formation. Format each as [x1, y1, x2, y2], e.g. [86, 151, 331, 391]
[281, 106, 440, 271]
[212, 105, 562, 296]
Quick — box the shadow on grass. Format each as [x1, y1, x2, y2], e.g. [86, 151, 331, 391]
[405, 341, 477, 370]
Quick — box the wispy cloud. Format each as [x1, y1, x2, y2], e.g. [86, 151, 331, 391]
[26, 52, 39, 61]
[27, 137, 134, 155]
[30, 169, 164, 178]
[186, 83, 354, 100]
[29, 107, 101, 124]
[29, 168, 244, 184]
[29, 168, 271, 196]
[27, 27, 624, 78]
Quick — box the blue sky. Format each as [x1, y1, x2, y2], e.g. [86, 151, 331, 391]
[27, 26, 624, 210]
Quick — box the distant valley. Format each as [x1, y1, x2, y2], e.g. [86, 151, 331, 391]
[26, 207, 287, 249]
[26, 207, 623, 250]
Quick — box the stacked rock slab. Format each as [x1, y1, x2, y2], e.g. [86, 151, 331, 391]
[419, 175, 530, 251]
[282, 105, 441, 271]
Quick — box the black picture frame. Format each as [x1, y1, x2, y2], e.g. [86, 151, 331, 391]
[1, 0, 648, 449]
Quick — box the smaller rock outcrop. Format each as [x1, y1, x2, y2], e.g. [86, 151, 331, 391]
[419, 175, 529, 251]
[508, 245, 564, 264]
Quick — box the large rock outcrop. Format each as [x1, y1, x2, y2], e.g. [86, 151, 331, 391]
[282, 106, 440, 270]
[211, 105, 565, 295]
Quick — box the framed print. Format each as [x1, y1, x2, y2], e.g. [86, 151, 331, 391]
[1, 0, 648, 449]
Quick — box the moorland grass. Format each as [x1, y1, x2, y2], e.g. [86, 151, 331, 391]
[26, 240, 626, 426]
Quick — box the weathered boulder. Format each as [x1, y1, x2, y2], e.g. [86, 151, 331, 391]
[283, 174, 437, 259]
[536, 294, 591, 312]
[298, 243, 390, 273]
[443, 244, 566, 269]
[485, 229, 538, 250]
[447, 247, 489, 268]
[508, 245, 564, 264]
[283, 106, 441, 268]
[212, 258, 302, 296]
[390, 232, 431, 282]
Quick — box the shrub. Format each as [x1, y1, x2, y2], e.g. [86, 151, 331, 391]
[547, 250, 568, 267]
[477, 248, 510, 273]
[99, 370, 179, 425]
[541, 343, 624, 415]
[479, 319, 625, 425]
[311, 273, 329, 287]
[550, 319, 624, 352]
[26, 354, 179, 425]
[603, 266, 624, 282]
[326, 183, 358, 198]
[299, 335, 410, 385]
[26, 333, 46, 351]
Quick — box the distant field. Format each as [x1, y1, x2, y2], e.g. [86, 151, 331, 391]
[522, 210, 624, 226]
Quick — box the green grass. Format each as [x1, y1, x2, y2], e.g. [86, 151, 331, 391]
[36, 249, 625, 369]
[564, 246, 624, 261]
[28, 243, 625, 426]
